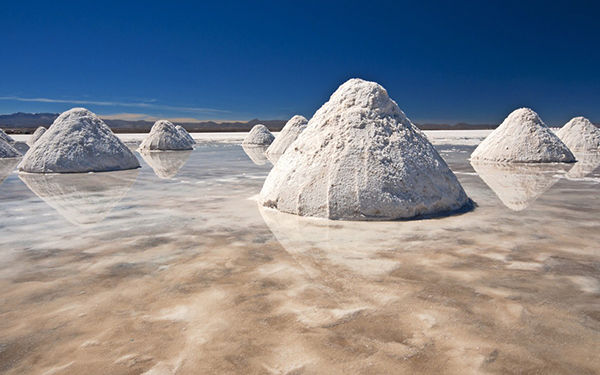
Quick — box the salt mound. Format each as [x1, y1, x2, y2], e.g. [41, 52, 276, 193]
[176, 125, 196, 144]
[259, 78, 470, 220]
[0, 139, 21, 159]
[139, 120, 194, 151]
[0, 129, 14, 144]
[265, 115, 307, 161]
[242, 144, 270, 165]
[28, 126, 47, 146]
[19, 108, 140, 173]
[471, 108, 575, 163]
[556, 117, 600, 152]
[242, 124, 274, 146]
[140, 150, 192, 179]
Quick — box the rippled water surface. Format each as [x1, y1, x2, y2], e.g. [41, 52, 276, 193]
[0, 139, 599, 374]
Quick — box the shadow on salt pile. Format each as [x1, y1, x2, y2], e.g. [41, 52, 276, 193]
[566, 152, 600, 179]
[470, 161, 570, 211]
[0, 158, 20, 186]
[242, 144, 271, 166]
[139, 150, 192, 179]
[19, 169, 138, 226]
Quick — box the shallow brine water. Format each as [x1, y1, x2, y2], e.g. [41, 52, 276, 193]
[0, 138, 599, 374]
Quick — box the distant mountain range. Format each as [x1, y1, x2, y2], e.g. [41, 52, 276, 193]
[0, 112, 500, 133]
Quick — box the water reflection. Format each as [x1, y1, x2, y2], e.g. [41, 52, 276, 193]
[19, 169, 138, 226]
[0, 158, 20, 186]
[242, 144, 271, 166]
[567, 152, 600, 179]
[470, 161, 569, 211]
[139, 150, 192, 179]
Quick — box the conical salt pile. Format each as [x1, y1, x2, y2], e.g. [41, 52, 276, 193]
[176, 125, 196, 144]
[242, 124, 274, 146]
[0, 129, 15, 144]
[471, 108, 575, 163]
[265, 115, 307, 161]
[556, 116, 600, 152]
[28, 126, 47, 146]
[19, 108, 140, 173]
[138, 120, 194, 151]
[259, 78, 469, 220]
[0, 139, 20, 159]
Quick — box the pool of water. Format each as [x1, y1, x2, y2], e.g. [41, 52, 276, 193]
[0, 141, 599, 374]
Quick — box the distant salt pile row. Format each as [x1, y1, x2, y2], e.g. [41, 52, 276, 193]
[18, 108, 140, 173]
[139, 120, 194, 151]
[259, 78, 470, 220]
[556, 116, 600, 152]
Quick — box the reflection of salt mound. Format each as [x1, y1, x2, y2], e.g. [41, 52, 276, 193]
[19, 108, 140, 173]
[471, 161, 568, 211]
[242, 144, 270, 165]
[0, 158, 19, 185]
[28, 126, 46, 146]
[242, 124, 274, 146]
[0, 129, 15, 143]
[566, 152, 600, 178]
[471, 108, 575, 163]
[176, 125, 196, 144]
[139, 120, 194, 151]
[265, 115, 307, 162]
[556, 117, 600, 152]
[140, 150, 192, 179]
[19, 169, 138, 225]
[260, 78, 469, 220]
[0, 139, 20, 158]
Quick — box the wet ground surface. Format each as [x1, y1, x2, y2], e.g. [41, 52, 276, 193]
[0, 140, 599, 374]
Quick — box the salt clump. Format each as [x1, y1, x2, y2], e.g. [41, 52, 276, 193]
[471, 108, 575, 163]
[0, 139, 21, 159]
[19, 108, 140, 173]
[555, 117, 600, 152]
[176, 125, 196, 144]
[259, 78, 469, 220]
[242, 124, 274, 146]
[265, 115, 307, 161]
[139, 120, 194, 151]
[28, 126, 47, 146]
[0, 129, 15, 144]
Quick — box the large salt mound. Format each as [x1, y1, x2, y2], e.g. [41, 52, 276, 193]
[471, 108, 575, 163]
[556, 117, 600, 152]
[0, 129, 14, 144]
[27, 126, 47, 146]
[259, 78, 470, 220]
[176, 125, 196, 144]
[0, 139, 21, 159]
[265, 115, 307, 161]
[19, 108, 140, 173]
[242, 124, 274, 146]
[139, 120, 194, 151]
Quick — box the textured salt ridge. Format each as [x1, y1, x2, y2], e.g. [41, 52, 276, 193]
[176, 125, 196, 145]
[259, 78, 469, 220]
[139, 120, 194, 151]
[28, 127, 47, 146]
[242, 124, 275, 146]
[265, 115, 308, 161]
[556, 117, 600, 152]
[0, 129, 15, 144]
[19, 108, 140, 173]
[471, 108, 575, 163]
[0, 139, 21, 159]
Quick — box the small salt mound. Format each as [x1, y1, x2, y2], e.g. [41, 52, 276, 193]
[139, 120, 194, 151]
[471, 108, 575, 163]
[242, 124, 274, 146]
[0, 129, 15, 144]
[28, 126, 47, 146]
[0, 139, 21, 159]
[259, 78, 470, 220]
[265, 115, 307, 161]
[19, 108, 140, 173]
[556, 117, 600, 152]
[176, 125, 196, 144]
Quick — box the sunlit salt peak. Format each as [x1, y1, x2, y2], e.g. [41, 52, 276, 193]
[265, 115, 308, 160]
[242, 124, 274, 146]
[18, 108, 140, 173]
[0, 129, 15, 144]
[259, 78, 469, 220]
[556, 116, 600, 152]
[139, 120, 194, 151]
[176, 125, 196, 145]
[471, 108, 575, 163]
[0, 138, 21, 159]
[27, 126, 47, 146]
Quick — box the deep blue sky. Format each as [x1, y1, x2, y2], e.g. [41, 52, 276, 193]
[1, 1, 599, 124]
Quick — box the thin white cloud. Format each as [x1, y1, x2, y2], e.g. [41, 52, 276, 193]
[0, 96, 229, 114]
